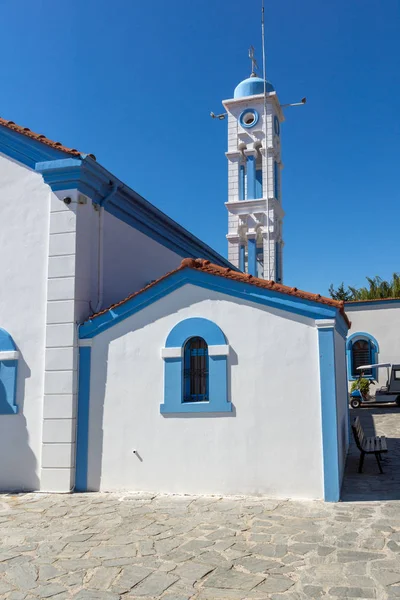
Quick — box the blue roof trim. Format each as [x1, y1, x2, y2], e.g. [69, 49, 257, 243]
[0, 126, 69, 168]
[335, 314, 349, 339]
[345, 299, 400, 309]
[0, 125, 233, 269]
[35, 156, 234, 268]
[79, 267, 342, 339]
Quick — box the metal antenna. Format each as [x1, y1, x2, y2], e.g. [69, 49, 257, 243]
[261, 0, 271, 280]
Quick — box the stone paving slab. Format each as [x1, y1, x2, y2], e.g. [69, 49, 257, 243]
[342, 406, 400, 502]
[0, 492, 400, 599]
[1, 407, 400, 598]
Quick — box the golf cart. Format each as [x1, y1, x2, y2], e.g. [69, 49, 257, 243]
[350, 363, 400, 408]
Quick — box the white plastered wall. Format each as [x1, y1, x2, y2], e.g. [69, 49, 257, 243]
[87, 284, 324, 499]
[102, 211, 183, 308]
[40, 194, 185, 492]
[345, 303, 400, 387]
[0, 154, 50, 490]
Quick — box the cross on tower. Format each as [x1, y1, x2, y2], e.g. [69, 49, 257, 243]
[248, 46, 258, 77]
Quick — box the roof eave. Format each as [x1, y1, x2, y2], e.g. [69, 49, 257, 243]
[36, 156, 235, 269]
[80, 261, 349, 340]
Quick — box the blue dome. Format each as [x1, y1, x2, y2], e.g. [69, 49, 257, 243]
[234, 76, 274, 99]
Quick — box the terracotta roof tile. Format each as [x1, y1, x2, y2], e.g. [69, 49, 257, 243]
[88, 258, 351, 327]
[0, 117, 96, 160]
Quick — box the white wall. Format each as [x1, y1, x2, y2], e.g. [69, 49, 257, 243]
[87, 284, 324, 499]
[102, 211, 182, 308]
[75, 198, 100, 322]
[0, 154, 50, 490]
[346, 302, 400, 387]
[334, 330, 349, 485]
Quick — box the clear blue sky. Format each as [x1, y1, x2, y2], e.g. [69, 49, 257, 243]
[2, 0, 399, 295]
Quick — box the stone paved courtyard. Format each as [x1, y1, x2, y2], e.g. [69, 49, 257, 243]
[342, 406, 400, 502]
[1, 407, 400, 600]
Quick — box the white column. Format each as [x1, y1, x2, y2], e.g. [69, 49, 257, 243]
[226, 152, 241, 202]
[262, 234, 276, 281]
[227, 234, 240, 268]
[41, 191, 79, 492]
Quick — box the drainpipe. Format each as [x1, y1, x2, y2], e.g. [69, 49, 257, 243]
[95, 183, 118, 313]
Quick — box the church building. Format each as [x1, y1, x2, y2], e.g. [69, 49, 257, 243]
[0, 67, 353, 502]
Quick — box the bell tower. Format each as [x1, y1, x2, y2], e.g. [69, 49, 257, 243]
[224, 60, 284, 281]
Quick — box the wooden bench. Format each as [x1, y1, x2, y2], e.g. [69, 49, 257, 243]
[351, 416, 388, 474]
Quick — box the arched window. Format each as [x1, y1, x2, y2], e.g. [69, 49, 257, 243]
[183, 337, 209, 402]
[346, 332, 379, 381]
[161, 317, 231, 414]
[352, 340, 372, 377]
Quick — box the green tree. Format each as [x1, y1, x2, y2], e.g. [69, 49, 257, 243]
[330, 273, 400, 301]
[349, 273, 400, 300]
[328, 282, 353, 301]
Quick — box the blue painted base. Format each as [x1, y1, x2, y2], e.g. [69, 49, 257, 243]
[75, 346, 91, 492]
[318, 326, 340, 502]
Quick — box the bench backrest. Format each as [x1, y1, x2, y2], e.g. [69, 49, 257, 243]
[351, 416, 364, 451]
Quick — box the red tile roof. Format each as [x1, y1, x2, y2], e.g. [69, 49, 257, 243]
[88, 258, 351, 327]
[0, 117, 96, 160]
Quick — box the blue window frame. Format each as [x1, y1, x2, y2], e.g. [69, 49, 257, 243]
[239, 164, 245, 200]
[0, 328, 19, 415]
[255, 169, 263, 199]
[183, 337, 209, 402]
[256, 246, 264, 278]
[346, 332, 379, 381]
[351, 340, 372, 376]
[247, 155, 256, 199]
[275, 241, 280, 282]
[247, 237, 257, 276]
[161, 318, 231, 414]
[239, 244, 245, 272]
[239, 108, 259, 129]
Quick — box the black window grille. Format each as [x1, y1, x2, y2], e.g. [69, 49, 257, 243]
[183, 337, 209, 402]
[351, 339, 372, 377]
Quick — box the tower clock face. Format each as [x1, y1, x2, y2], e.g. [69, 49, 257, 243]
[274, 115, 280, 136]
[239, 108, 259, 129]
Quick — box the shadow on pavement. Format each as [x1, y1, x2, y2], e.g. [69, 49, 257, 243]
[341, 405, 400, 502]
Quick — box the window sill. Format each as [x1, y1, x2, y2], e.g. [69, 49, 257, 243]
[160, 401, 232, 414]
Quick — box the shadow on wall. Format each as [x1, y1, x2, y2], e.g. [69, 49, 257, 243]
[341, 406, 400, 502]
[0, 350, 39, 492]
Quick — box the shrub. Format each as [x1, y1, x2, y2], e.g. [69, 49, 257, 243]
[351, 377, 371, 396]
